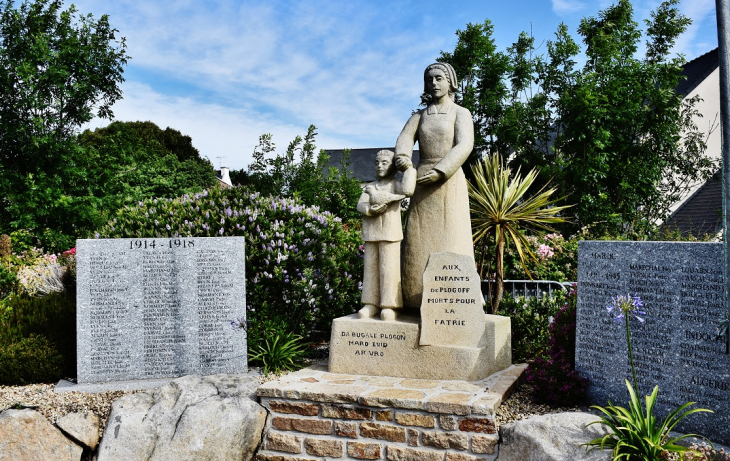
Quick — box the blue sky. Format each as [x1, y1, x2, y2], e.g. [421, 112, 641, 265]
[70, 0, 720, 170]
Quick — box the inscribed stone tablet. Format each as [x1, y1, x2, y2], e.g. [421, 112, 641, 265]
[77, 237, 247, 383]
[576, 241, 730, 444]
[419, 252, 486, 347]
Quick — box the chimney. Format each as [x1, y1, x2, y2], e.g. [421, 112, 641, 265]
[219, 167, 232, 187]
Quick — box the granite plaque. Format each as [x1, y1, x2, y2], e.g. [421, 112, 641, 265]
[576, 241, 729, 444]
[76, 237, 247, 383]
[419, 252, 486, 347]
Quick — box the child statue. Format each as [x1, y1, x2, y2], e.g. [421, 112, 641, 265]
[357, 149, 416, 321]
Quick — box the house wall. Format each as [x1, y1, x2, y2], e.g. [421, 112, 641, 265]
[668, 67, 721, 216]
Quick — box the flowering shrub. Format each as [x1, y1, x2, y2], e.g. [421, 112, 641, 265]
[499, 291, 567, 362]
[525, 284, 588, 405]
[97, 186, 363, 341]
[0, 247, 76, 298]
[501, 232, 579, 282]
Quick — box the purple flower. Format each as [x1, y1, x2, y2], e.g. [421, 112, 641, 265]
[219, 228, 224, 235]
[166, 224, 171, 231]
[606, 294, 646, 323]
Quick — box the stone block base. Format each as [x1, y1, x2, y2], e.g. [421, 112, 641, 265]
[256, 364, 527, 461]
[328, 314, 511, 381]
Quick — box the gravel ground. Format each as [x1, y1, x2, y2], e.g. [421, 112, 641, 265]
[0, 384, 133, 437]
[496, 382, 586, 427]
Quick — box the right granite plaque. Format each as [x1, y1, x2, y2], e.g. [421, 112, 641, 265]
[576, 241, 730, 444]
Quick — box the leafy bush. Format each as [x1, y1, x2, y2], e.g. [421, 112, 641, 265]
[525, 285, 588, 405]
[249, 322, 310, 375]
[499, 291, 566, 362]
[97, 186, 363, 342]
[0, 263, 17, 299]
[0, 334, 66, 385]
[0, 291, 77, 378]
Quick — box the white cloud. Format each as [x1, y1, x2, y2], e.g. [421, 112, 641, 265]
[673, 0, 717, 59]
[71, 0, 443, 169]
[552, 0, 587, 16]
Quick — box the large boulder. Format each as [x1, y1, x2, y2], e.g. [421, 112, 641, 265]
[498, 411, 612, 461]
[0, 408, 82, 461]
[97, 374, 267, 461]
[56, 411, 101, 450]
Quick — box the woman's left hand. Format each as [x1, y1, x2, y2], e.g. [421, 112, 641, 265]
[416, 170, 443, 185]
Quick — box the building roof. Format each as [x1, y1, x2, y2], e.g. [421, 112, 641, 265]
[323, 148, 421, 182]
[676, 48, 719, 97]
[663, 170, 722, 237]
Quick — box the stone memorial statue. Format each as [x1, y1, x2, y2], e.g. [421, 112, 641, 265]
[357, 150, 416, 321]
[330, 64, 509, 380]
[394, 62, 476, 310]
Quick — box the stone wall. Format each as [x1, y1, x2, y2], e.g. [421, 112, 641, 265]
[255, 365, 527, 461]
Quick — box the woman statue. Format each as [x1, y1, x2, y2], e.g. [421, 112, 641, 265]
[394, 62, 476, 310]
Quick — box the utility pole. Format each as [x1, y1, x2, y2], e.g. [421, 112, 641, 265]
[718, 0, 730, 347]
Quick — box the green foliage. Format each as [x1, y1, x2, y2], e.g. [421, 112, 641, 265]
[498, 291, 566, 362]
[440, 0, 716, 236]
[0, 292, 76, 370]
[0, 0, 128, 245]
[0, 263, 17, 299]
[240, 125, 363, 222]
[436, 20, 510, 171]
[74, 120, 217, 224]
[468, 152, 570, 312]
[98, 186, 363, 341]
[0, 334, 65, 384]
[586, 381, 711, 460]
[248, 321, 310, 375]
[501, 232, 579, 282]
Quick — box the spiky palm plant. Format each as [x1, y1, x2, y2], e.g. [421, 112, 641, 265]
[468, 153, 571, 313]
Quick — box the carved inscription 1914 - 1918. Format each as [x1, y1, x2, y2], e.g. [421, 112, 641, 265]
[77, 237, 246, 384]
[576, 241, 729, 444]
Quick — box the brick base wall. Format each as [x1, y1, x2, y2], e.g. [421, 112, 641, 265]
[257, 398, 498, 461]
[255, 364, 526, 461]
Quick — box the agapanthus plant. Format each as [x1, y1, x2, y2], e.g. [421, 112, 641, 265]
[606, 294, 646, 393]
[585, 295, 712, 460]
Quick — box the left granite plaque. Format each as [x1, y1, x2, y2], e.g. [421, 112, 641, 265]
[76, 237, 246, 383]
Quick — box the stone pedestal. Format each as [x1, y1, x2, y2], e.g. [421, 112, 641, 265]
[329, 314, 511, 381]
[256, 364, 527, 461]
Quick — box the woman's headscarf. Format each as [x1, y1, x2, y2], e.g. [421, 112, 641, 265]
[423, 62, 458, 99]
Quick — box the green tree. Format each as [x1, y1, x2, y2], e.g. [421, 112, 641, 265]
[74, 121, 217, 224]
[555, 0, 716, 234]
[439, 0, 717, 237]
[436, 20, 510, 168]
[0, 0, 127, 249]
[241, 125, 363, 222]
